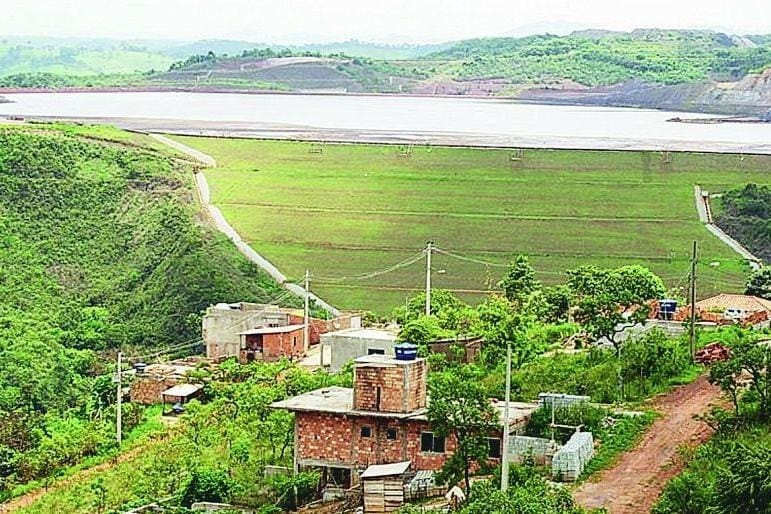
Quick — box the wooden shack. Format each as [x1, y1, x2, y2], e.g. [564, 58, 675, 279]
[360, 461, 411, 513]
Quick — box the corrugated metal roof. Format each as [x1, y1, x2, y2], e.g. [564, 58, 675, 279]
[161, 383, 202, 398]
[360, 461, 411, 479]
[238, 324, 305, 335]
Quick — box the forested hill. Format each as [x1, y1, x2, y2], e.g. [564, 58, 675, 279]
[0, 125, 297, 493]
[424, 29, 771, 86]
[0, 126, 292, 353]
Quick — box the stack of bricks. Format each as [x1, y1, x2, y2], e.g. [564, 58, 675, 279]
[353, 358, 427, 413]
[128, 363, 193, 405]
[130, 376, 180, 404]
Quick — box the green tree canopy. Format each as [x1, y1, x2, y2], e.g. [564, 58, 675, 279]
[427, 366, 498, 494]
[746, 267, 771, 300]
[497, 255, 541, 303]
[567, 265, 665, 349]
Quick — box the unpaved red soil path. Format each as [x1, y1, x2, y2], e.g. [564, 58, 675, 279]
[573, 375, 724, 513]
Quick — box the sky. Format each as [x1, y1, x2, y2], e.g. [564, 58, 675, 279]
[2, 0, 771, 44]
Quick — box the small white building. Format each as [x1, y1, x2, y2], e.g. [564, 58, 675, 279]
[321, 328, 399, 372]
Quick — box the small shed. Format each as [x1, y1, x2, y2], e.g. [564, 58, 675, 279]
[161, 383, 203, 413]
[360, 461, 411, 513]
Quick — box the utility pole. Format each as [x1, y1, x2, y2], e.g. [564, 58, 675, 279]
[500, 343, 512, 491]
[304, 269, 310, 356]
[116, 351, 123, 446]
[689, 240, 698, 359]
[425, 241, 433, 316]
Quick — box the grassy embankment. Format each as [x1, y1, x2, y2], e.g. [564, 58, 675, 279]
[0, 123, 298, 505]
[172, 136, 769, 313]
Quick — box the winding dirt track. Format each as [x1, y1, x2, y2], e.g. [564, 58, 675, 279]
[573, 375, 724, 513]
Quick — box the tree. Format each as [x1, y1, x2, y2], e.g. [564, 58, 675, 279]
[498, 255, 540, 302]
[475, 295, 538, 367]
[397, 316, 454, 345]
[180, 466, 232, 507]
[567, 265, 665, 350]
[746, 267, 771, 300]
[708, 338, 771, 419]
[713, 442, 771, 514]
[427, 366, 498, 494]
[392, 290, 467, 326]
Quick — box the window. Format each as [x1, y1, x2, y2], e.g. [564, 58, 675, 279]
[487, 438, 502, 459]
[386, 428, 398, 440]
[367, 348, 385, 356]
[420, 432, 446, 453]
[361, 426, 372, 438]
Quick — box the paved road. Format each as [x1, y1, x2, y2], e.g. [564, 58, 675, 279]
[573, 376, 724, 513]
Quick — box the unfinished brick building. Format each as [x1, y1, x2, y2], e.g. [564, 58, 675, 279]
[238, 324, 306, 362]
[271, 348, 538, 490]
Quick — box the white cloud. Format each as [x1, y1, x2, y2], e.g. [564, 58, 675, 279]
[0, 0, 769, 43]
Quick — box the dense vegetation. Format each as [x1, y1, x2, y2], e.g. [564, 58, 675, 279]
[0, 126, 294, 497]
[13, 359, 350, 514]
[0, 42, 173, 76]
[424, 30, 771, 86]
[175, 136, 770, 313]
[653, 330, 771, 514]
[715, 183, 771, 263]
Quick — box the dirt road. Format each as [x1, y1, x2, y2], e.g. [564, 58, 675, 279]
[573, 375, 724, 513]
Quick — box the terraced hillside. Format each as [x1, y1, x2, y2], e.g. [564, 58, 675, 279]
[173, 136, 770, 313]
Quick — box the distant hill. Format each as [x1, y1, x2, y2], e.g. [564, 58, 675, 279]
[0, 36, 447, 77]
[0, 40, 174, 76]
[4, 30, 771, 115]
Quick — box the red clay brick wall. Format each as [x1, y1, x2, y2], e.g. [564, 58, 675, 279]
[296, 412, 455, 471]
[405, 360, 427, 412]
[297, 412, 354, 465]
[130, 377, 179, 405]
[263, 330, 304, 361]
[353, 360, 427, 413]
[405, 420, 457, 471]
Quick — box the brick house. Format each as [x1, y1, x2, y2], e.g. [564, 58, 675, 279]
[203, 302, 362, 361]
[271, 353, 537, 490]
[238, 324, 306, 362]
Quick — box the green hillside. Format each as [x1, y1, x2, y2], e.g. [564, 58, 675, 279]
[0, 125, 294, 495]
[0, 44, 173, 76]
[173, 136, 769, 313]
[420, 29, 771, 86]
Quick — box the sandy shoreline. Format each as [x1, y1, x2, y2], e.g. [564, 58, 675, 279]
[9, 114, 771, 155]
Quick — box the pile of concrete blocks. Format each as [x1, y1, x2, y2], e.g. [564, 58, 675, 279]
[538, 393, 590, 409]
[508, 436, 559, 465]
[552, 432, 594, 481]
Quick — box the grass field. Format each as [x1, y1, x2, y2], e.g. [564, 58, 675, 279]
[172, 136, 770, 313]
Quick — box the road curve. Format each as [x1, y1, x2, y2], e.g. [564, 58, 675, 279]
[148, 133, 340, 316]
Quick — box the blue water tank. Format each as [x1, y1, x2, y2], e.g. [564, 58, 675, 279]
[659, 299, 678, 319]
[394, 343, 419, 361]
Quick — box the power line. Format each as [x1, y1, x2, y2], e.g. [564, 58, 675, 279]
[433, 246, 567, 275]
[127, 286, 300, 362]
[312, 251, 426, 283]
